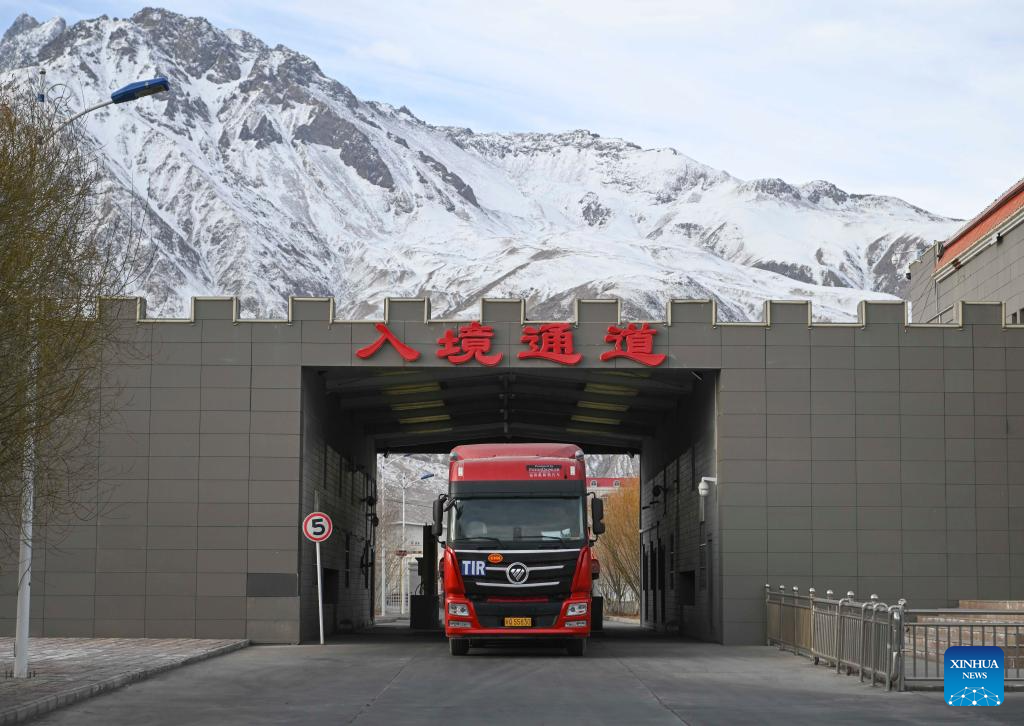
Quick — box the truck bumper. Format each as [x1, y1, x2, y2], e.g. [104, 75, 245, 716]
[446, 626, 590, 638]
[444, 593, 592, 639]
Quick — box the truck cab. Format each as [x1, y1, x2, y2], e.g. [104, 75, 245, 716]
[431, 443, 604, 656]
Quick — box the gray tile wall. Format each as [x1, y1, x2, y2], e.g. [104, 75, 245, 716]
[713, 302, 1024, 643]
[910, 217, 1024, 325]
[909, 244, 941, 324]
[298, 368, 375, 642]
[640, 375, 718, 640]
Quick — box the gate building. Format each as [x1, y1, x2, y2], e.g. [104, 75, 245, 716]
[2, 293, 1022, 645]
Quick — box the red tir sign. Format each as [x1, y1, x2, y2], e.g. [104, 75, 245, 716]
[302, 512, 333, 543]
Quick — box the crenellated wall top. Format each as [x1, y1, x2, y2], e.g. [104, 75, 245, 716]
[94, 296, 1022, 329]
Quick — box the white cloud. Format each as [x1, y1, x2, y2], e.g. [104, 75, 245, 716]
[5, 0, 1022, 217]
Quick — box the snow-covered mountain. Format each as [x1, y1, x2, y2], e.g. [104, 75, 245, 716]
[1, 9, 959, 321]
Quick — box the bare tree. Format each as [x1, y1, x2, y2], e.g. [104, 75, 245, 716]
[0, 81, 145, 559]
[594, 483, 640, 615]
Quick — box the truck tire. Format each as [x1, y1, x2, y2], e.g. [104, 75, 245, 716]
[566, 638, 587, 657]
[449, 638, 470, 656]
[591, 597, 603, 632]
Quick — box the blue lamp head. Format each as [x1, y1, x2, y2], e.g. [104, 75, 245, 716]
[110, 77, 170, 104]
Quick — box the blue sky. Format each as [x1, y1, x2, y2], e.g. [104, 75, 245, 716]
[5, 1, 1022, 218]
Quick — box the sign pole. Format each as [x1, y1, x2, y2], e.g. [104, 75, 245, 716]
[302, 506, 332, 646]
[314, 491, 324, 645]
[315, 538, 324, 645]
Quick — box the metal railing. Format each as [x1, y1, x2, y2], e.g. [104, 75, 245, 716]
[766, 585, 1024, 691]
[900, 609, 1024, 689]
[766, 585, 903, 690]
[384, 592, 409, 611]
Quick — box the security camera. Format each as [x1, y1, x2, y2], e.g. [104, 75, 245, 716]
[698, 477, 716, 497]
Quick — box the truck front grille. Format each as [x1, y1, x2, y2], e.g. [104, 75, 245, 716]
[454, 548, 581, 599]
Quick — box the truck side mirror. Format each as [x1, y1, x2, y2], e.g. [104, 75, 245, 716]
[431, 498, 444, 538]
[591, 496, 605, 535]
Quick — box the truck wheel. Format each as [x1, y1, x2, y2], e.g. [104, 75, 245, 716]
[566, 638, 587, 657]
[449, 638, 470, 656]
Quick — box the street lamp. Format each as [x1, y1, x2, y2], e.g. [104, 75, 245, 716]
[13, 69, 170, 680]
[399, 471, 434, 616]
[52, 75, 169, 136]
[698, 477, 715, 523]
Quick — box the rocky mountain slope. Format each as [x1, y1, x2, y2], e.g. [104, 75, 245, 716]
[1, 9, 959, 321]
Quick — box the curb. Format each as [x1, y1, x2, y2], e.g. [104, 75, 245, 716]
[0, 640, 249, 726]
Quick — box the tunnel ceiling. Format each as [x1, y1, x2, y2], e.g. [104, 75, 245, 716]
[322, 367, 699, 454]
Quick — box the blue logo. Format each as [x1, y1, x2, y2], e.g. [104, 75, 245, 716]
[945, 646, 1003, 706]
[460, 560, 485, 577]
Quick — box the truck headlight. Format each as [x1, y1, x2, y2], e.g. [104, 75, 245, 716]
[448, 620, 471, 628]
[448, 602, 470, 617]
[565, 620, 587, 628]
[566, 603, 588, 617]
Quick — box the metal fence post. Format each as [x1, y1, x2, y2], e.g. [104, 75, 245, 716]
[825, 590, 834, 667]
[778, 585, 786, 651]
[764, 584, 771, 645]
[867, 594, 879, 685]
[867, 596, 887, 687]
[858, 598, 872, 683]
[836, 591, 853, 675]
[809, 587, 817, 664]
[897, 598, 907, 691]
[887, 599, 905, 692]
[792, 586, 800, 656]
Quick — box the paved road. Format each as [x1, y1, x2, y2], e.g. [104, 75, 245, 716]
[33, 626, 1023, 725]
[0, 637, 247, 723]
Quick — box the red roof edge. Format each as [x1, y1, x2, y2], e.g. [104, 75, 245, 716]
[937, 177, 1024, 270]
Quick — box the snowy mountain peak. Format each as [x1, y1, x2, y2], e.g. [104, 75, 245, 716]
[1, 14, 64, 69]
[0, 8, 960, 321]
[800, 180, 849, 205]
[3, 12, 39, 39]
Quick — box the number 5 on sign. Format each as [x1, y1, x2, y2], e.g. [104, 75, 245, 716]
[302, 512, 333, 644]
[303, 512, 332, 542]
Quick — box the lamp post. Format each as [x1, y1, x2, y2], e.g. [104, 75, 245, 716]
[399, 472, 434, 616]
[49, 76, 170, 138]
[13, 69, 169, 680]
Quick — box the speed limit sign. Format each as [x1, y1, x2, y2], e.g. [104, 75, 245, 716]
[303, 510, 333, 645]
[302, 511, 333, 542]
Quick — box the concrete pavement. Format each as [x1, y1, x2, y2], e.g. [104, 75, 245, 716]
[0, 638, 248, 725]
[30, 626, 1024, 725]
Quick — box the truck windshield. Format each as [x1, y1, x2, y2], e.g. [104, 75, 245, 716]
[448, 497, 585, 547]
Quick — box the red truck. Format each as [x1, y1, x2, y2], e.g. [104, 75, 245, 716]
[431, 443, 605, 656]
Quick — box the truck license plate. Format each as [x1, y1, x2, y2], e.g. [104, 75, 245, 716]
[504, 617, 532, 627]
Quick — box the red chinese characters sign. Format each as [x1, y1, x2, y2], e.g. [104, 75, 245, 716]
[437, 321, 503, 366]
[354, 321, 665, 366]
[519, 323, 582, 365]
[355, 322, 421, 362]
[599, 323, 666, 366]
